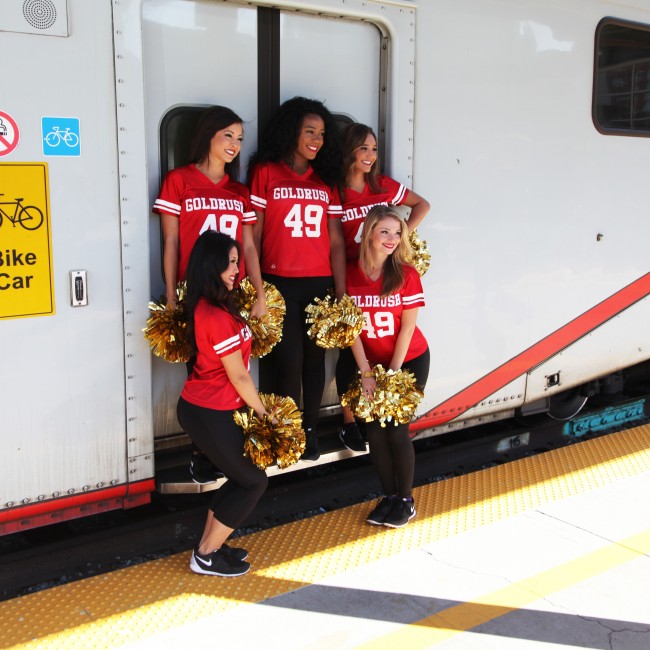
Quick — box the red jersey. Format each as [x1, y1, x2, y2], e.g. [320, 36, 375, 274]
[249, 161, 343, 277]
[153, 165, 255, 281]
[340, 175, 409, 260]
[346, 263, 427, 367]
[181, 299, 253, 410]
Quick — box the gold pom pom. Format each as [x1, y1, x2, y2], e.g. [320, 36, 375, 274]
[305, 293, 364, 349]
[234, 278, 286, 358]
[234, 394, 306, 470]
[143, 282, 191, 363]
[341, 364, 424, 427]
[409, 229, 431, 277]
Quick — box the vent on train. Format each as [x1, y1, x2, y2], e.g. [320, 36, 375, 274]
[23, 0, 57, 31]
[0, 0, 68, 37]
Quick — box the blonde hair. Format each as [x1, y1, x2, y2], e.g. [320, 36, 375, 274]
[359, 205, 413, 297]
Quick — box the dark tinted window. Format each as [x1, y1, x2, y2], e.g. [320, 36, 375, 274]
[594, 20, 650, 134]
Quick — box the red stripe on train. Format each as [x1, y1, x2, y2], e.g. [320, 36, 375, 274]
[0, 480, 155, 534]
[411, 272, 650, 431]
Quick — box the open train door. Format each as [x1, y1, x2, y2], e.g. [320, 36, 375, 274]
[142, 0, 412, 442]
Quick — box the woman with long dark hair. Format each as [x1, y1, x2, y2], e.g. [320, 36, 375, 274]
[177, 230, 270, 576]
[154, 105, 267, 483]
[248, 97, 345, 460]
[336, 122, 430, 452]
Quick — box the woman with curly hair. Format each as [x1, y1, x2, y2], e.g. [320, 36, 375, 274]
[248, 97, 345, 461]
[336, 122, 430, 452]
[339, 205, 430, 528]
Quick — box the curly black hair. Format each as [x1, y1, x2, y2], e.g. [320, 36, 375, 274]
[247, 97, 342, 187]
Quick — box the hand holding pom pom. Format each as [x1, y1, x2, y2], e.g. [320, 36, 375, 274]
[234, 394, 306, 470]
[143, 282, 191, 363]
[341, 364, 424, 427]
[234, 278, 286, 358]
[305, 293, 364, 349]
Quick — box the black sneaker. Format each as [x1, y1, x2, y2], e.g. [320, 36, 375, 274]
[301, 428, 320, 461]
[221, 542, 248, 562]
[366, 495, 398, 525]
[383, 497, 416, 528]
[190, 547, 250, 576]
[189, 453, 225, 484]
[339, 422, 367, 452]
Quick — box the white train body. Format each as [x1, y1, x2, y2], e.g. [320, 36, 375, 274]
[1, 0, 649, 533]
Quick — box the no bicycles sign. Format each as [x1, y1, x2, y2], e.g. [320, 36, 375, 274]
[0, 111, 20, 157]
[0, 163, 55, 319]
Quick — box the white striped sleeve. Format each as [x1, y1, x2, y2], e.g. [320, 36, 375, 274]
[213, 334, 241, 356]
[402, 292, 425, 308]
[250, 194, 267, 210]
[153, 198, 181, 216]
[391, 183, 408, 205]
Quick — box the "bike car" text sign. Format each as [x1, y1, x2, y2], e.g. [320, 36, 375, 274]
[0, 163, 54, 318]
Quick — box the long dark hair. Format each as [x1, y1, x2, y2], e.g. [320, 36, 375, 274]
[247, 97, 342, 187]
[189, 106, 244, 180]
[340, 122, 382, 200]
[185, 230, 243, 353]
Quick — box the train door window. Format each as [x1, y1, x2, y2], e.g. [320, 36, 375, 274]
[279, 11, 382, 133]
[594, 19, 650, 135]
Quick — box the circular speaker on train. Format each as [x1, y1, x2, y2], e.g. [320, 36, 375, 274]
[22, 0, 57, 30]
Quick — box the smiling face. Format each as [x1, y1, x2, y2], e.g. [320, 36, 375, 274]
[209, 122, 243, 166]
[369, 215, 403, 258]
[352, 133, 378, 175]
[220, 246, 240, 291]
[293, 113, 325, 169]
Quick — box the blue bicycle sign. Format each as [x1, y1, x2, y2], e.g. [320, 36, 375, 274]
[42, 117, 81, 156]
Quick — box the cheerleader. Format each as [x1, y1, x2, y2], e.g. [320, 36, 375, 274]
[248, 97, 345, 461]
[177, 231, 270, 577]
[337, 123, 430, 452]
[338, 205, 430, 528]
[154, 106, 267, 483]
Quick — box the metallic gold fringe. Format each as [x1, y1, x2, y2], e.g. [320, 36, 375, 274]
[305, 293, 364, 349]
[142, 282, 191, 363]
[234, 278, 286, 358]
[234, 394, 306, 470]
[341, 364, 424, 427]
[409, 229, 431, 277]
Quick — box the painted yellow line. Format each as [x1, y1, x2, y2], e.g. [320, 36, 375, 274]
[359, 528, 650, 649]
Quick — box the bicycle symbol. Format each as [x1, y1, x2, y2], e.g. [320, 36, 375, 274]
[0, 194, 44, 231]
[44, 126, 79, 148]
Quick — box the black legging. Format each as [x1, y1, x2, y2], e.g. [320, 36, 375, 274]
[177, 397, 268, 528]
[259, 274, 333, 430]
[338, 349, 430, 498]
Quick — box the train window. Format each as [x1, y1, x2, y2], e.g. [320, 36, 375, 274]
[594, 19, 650, 135]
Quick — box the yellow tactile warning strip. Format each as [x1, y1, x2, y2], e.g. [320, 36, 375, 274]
[2, 424, 649, 649]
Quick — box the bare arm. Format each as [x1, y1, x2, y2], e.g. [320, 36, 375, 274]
[403, 190, 430, 232]
[351, 337, 377, 396]
[389, 307, 419, 371]
[221, 350, 269, 418]
[161, 213, 180, 308]
[252, 210, 264, 257]
[328, 218, 347, 299]
[242, 225, 268, 319]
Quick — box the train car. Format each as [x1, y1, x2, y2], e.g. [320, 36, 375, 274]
[1, 0, 649, 535]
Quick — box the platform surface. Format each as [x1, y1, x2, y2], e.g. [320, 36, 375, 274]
[2, 424, 649, 649]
